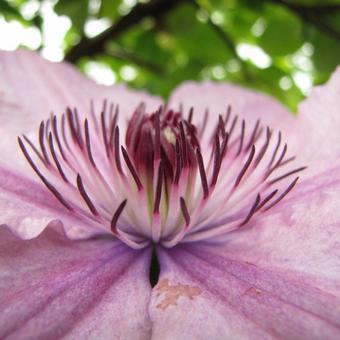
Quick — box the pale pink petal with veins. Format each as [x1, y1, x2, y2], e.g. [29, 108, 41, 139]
[1, 50, 340, 340]
[0, 223, 152, 339]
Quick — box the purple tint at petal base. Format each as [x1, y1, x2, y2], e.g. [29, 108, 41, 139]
[150, 245, 340, 339]
[149, 163, 340, 339]
[0, 224, 152, 339]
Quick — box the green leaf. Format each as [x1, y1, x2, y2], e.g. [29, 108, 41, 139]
[54, 0, 89, 32]
[310, 28, 340, 76]
[166, 3, 233, 63]
[0, 0, 28, 23]
[259, 4, 303, 56]
[98, 0, 122, 19]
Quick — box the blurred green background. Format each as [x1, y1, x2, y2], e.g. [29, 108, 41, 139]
[1, 0, 340, 110]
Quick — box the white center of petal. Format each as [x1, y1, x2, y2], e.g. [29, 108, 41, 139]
[18, 101, 305, 249]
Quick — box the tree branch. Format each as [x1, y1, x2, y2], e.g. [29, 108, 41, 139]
[65, 0, 183, 62]
[280, 2, 340, 13]
[270, 0, 340, 41]
[106, 45, 165, 76]
[192, 0, 252, 81]
[207, 20, 252, 80]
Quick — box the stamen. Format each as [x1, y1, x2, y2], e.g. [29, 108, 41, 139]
[174, 139, 182, 185]
[225, 105, 231, 126]
[187, 107, 194, 124]
[18, 137, 73, 211]
[268, 131, 282, 169]
[154, 162, 164, 214]
[45, 118, 51, 140]
[154, 108, 161, 160]
[90, 99, 99, 132]
[126, 103, 145, 148]
[185, 121, 200, 149]
[52, 115, 67, 162]
[101, 111, 110, 158]
[66, 108, 83, 149]
[274, 143, 288, 168]
[268, 166, 307, 185]
[48, 133, 69, 182]
[114, 126, 123, 174]
[264, 177, 299, 212]
[121, 146, 143, 190]
[73, 108, 83, 144]
[84, 119, 96, 168]
[228, 115, 238, 138]
[234, 145, 256, 187]
[256, 189, 278, 212]
[210, 134, 221, 187]
[240, 194, 261, 226]
[196, 147, 209, 199]
[266, 143, 287, 178]
[245, 119, 260, 151]
[179, 122, 188, 166]
[103, 98, 108, 112]
[109, 105, 119, 144]
[61, 114, 71, 151]
[220, 132, 229, 160]
[18, 102, 304, 249]
[23, 134, 45, 163]
[39, 121, 50, 165]
[108, 102, 114, 120]
[254, 127, 271, 168]
[236, 119, 245, 156]
[76, 174, 98, 216]
[218, 114, 226, 138]
[199, 108, 209, 138]
[278, 156, 296, 168]
[111, 199, 127, 233]
[180, 196, 190, 226]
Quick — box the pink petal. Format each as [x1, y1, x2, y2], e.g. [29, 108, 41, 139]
[0, 49, 162, 168]
[0, 223, 152, 339]
[151, 242, 340, 339]
[169, 81, 297, 143]
[0, 166, 104, 239]
[149, 164, 340, 338]
[0, 50, 162, 238]
[296, 67, 340, 175]
[220, 163, 340, 283]
[169, 71, 340, 178]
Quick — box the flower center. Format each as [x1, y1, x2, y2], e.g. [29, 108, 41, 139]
[18, 101, 305, 249]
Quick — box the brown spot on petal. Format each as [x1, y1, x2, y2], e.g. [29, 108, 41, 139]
[155, 279, 201, 310]
[242, 287, 262, 297]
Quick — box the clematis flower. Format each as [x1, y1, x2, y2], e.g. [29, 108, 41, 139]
[1, 50, 340, 339]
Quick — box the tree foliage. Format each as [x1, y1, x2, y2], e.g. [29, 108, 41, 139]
[1, 0, 340, 110]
